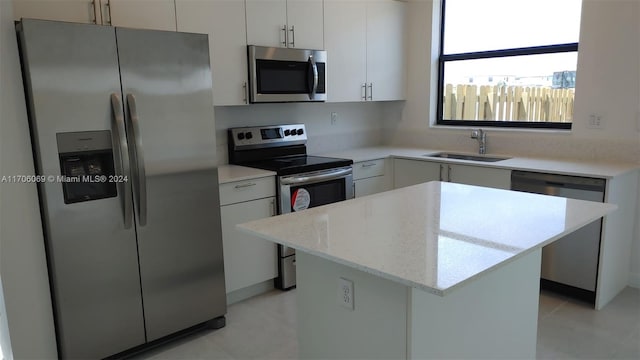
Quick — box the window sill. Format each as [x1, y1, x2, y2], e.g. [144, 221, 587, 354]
[429, 123, 573, 135]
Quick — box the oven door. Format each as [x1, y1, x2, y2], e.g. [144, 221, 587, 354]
[248, 45, 327, 103]
[275, 166, 353, 289]
[278, 166, 353, 255]
[279, 166, 354, 215]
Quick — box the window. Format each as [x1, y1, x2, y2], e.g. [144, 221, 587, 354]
[437, 0, 582, 129]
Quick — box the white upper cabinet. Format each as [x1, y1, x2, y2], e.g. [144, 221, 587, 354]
[246, 0, 287, 48]
[246, 0, 324, 49]
[324, 0, 407, 102]
[324, 0, 367, 102]
[175, 0, 249, 106]
[12, 0, 177, 31]
[285, 0, 324, 49]
[105, 0, 176, 31]
[13, 0, 101, 23]
[366, 0, 407, 101]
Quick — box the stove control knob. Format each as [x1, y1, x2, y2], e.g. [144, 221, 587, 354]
[297, 129, 304, 135]
[237, 132, 245, 140]
[245, 132, 253, 139]
[284, 129, 291, 136]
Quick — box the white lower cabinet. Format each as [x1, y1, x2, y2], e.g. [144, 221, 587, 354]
[353, 159, 392, 197]
[393, 159, 440, 188]
[219, 177, 277, 294]
[447, 164, 511, 190]
[393, 158, 511, 190]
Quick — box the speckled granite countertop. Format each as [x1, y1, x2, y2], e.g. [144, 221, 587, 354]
[217, 164, 276, 184]
[238, 181, 616, 295]
[320, 146, 639, 179]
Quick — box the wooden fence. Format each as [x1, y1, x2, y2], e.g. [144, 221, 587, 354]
[443, 84, 574, 122]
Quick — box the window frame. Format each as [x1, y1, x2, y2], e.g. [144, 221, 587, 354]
[436, 0, 579, 130]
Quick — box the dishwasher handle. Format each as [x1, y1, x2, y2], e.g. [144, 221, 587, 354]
[545, 181, 567, 187]
[511, 170, 606, 193]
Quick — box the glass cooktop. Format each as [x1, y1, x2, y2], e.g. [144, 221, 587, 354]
[244, 155, 353, 176]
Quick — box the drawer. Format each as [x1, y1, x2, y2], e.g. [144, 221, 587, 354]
[353, 159, 385, 180]
[219, 176, 276, 206]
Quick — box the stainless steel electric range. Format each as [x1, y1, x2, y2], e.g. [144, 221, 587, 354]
[228, 124, 354, 290]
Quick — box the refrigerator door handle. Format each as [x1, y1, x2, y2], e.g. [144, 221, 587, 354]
[126, 93, 148, 226]
[110, 93, 133, 229]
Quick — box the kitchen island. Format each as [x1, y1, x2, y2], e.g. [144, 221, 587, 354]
[238, 182, 616, 359]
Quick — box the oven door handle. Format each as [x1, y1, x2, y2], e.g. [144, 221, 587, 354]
[280, 167, 352, 186]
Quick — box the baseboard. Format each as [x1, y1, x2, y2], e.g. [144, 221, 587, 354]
[628, 272, 640, 288]
[226, 280, 275, 305]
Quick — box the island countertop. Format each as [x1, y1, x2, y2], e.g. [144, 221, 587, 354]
[238, 182, 616, 296]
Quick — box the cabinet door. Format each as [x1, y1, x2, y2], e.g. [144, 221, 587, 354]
[176, 0, 248, 106]
[220, 197, 278, 293]
[286, 0, 324, 49]
[394, 159, 441, 189]
[355, 177, 388, 198]
[105, 0, 177, 31]
[246, 0, 287, 47]
[324, 0, 367, 102]
[12, 0, 100, 23]
[366, 0, 407, 101]
[447, 164, 511, 190]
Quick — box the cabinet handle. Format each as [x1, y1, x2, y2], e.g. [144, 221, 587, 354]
[439, 164, 444, 181]
[447, 165, 452, 182]
[367, 83, 373, 101]
[234, 182, 256, 189]
[281, 25, 287, 47]
[90, 0, 97, 24]
[270, 198, 276, 216]
[361, 83, 367, 101]
[361, 162, 377, 168]
[104, 0, 112, 25]
[289, 25, 295, 48]
[242, 82, 248, 104]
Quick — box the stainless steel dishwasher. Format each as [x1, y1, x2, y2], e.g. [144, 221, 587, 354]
[511, 171, 606, 302]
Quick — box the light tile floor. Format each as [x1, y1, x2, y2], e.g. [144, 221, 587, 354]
[136, 287, 639, 359]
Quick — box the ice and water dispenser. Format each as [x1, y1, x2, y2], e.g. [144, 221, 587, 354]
[57, 131, 117, 204]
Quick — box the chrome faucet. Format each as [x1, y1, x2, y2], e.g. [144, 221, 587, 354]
[470, 129, 487, 154]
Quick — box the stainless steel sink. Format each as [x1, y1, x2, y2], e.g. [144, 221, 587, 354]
[424, 152, 510, 162]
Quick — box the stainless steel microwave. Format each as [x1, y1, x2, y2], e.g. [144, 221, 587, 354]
[248, 45, 327, 103]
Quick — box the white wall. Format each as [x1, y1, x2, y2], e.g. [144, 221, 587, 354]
[0, 0, 58, 358]
[215, 101, 389, 164]
[385, 0, 640, 288]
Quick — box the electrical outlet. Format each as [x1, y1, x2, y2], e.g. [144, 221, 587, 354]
[337, 277, 354, 310]
[331, 112, 338, 125]
[587, 114, 603, 129]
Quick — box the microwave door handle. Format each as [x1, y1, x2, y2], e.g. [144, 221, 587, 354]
[308, 55, 318, 100]
[280, 167, 352, 185]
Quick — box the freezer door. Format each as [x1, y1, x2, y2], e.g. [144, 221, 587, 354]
[116, 28, 226, 341]
[18, 20, 145, 358]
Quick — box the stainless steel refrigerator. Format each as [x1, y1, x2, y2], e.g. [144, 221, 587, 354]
[17, 19, 226, 359]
